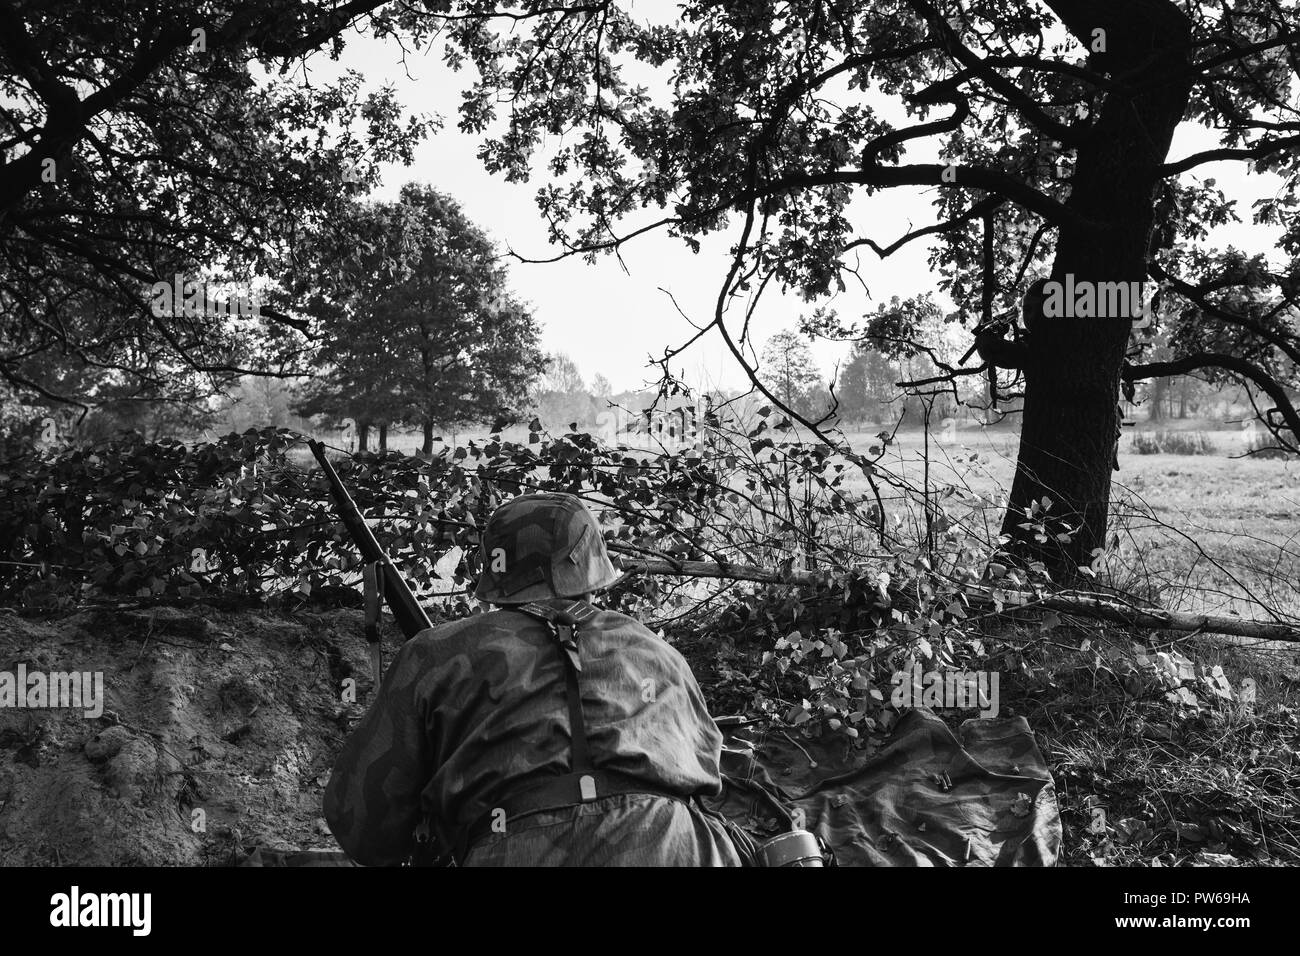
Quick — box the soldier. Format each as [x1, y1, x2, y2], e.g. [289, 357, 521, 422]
[323, 491, 745, 866]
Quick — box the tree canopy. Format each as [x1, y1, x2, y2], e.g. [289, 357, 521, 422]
[837, 342, 900, 424]
[0, 0, 433, 407]
[293, 183, 545, 449]
[761, 330, 827, 418]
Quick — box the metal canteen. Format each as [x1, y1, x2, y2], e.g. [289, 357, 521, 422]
[757, 829, 825, 867]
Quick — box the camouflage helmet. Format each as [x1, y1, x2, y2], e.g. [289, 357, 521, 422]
[474, 492, 621, 604]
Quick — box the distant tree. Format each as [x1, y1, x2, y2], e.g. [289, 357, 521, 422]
[542, 353, 587, 394]
[591, 373, 613, 399]
[294, 185, 545, 453]
[837, 344, 899, 425]
[220, 376, 301, 434]
[534, 352, 597, 429]
[761, 331, 826, 419]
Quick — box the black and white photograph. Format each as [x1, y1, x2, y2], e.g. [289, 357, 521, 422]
[0, 0, 1296, 930]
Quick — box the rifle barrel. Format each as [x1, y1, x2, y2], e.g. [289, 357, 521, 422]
[307, 440, 434, 639]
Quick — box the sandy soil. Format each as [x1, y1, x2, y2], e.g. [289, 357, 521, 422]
[0, 603, 376, 865]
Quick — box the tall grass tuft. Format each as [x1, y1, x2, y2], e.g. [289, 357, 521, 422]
[1130, 431, 1217, 455]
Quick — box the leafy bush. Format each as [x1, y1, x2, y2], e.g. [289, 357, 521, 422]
[0, 408, 893, 621]
[1130, 431, 1217, 455]
[1, 428, 317, 607]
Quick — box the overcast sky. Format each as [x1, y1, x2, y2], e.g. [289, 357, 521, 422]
[315, 16, 1283, 395]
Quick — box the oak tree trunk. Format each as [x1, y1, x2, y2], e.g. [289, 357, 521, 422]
[1002, 2, 1193, 582]
[1149, 374, 1167, 422]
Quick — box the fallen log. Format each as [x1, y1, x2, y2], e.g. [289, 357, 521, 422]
[615, 556, 822, 585]
[614, 556, 1300, 644]
[1005, 591, 1300, 644]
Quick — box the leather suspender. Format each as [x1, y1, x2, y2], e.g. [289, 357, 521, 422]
[448, 599, 697, 862]
[417, 600, 605, 866]
[517, 599, 600, 794]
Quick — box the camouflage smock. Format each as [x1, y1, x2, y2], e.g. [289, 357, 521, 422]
[323, 604, 742, 866]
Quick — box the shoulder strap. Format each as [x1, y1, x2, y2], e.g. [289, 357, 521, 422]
[517, 599, 599, 627]
[517, 601, 559, 623]
[425, 600, 607, 865]
[512, 600, 599, 779]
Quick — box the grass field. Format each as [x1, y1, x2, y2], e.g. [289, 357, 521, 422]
[857, 424, 1300, 623]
